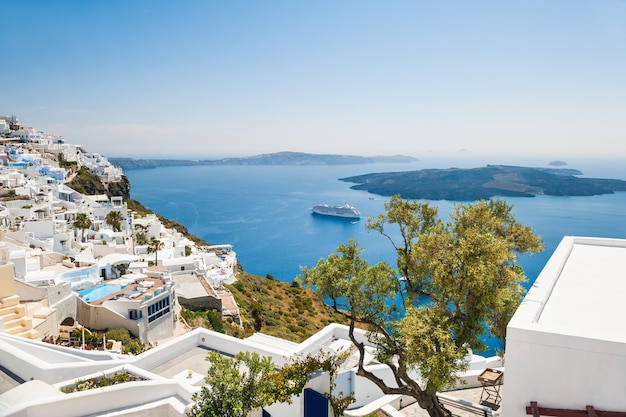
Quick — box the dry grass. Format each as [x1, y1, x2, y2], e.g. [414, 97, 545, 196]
[225, 271, 348, 342]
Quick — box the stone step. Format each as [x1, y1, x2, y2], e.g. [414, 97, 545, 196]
[0, 294, 20, 308]
[0, 303, 25, 318]
[4, 316, 33, 334]
[33, 307, 53, 319]
[15, 328, 39, 339]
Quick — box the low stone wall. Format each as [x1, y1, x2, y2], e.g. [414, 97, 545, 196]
[177, 295, 222, 313]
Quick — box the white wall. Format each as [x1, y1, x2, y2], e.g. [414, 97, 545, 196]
[503, 237, 626, 416]
[24, 219, 54, 238]
[503, 328, 626, 417]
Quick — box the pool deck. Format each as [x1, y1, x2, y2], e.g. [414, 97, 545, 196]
[86, 277, 165, 305]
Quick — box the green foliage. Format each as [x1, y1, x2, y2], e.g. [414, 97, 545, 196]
[59, 160, 78, 169]
[105, 210, 123, 232]
[104, 328, 146, 355]
[206, 310, 224, 333]
[73, 212, 92, 241]
[185, 245, 192, 256]
[276, 350, 355, 416]
[135, 232, 148, 246]
[298, 195, 543, 417]
[62, 371, 140, 393]
[224, 272, 348, 342]
[188, 350, 354, 417]
[126, 199, 153, 216]
[66, 168, 107, 196]
[188, 351, 280, 417]
[180, 308, 225, 333]
[147, 238, 164, 265]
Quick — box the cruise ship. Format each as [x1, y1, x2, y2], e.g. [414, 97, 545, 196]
[311, 203, 361, 219]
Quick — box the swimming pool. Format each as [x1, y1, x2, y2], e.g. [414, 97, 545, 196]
[78, 283, 127, 302]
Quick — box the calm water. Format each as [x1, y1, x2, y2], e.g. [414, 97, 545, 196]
[125, 157, 626, 353]
[78, 284, 126, 302]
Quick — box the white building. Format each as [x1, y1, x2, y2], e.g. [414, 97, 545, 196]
[0, 120, 10, 135]
[503, 236, 626, 417]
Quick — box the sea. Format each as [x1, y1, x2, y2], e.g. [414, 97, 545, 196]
[125, 156, 626, 354]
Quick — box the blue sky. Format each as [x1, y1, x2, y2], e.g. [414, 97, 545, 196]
[1, 1, 624, 159]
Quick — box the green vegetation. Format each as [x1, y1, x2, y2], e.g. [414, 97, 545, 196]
[188, 351, 281, 417]
[180, 308, 224, 333]
[226, 271, 348, 342]
[299, 195, 543, 417]
[341, 165, 626, 201]
[67, 167, 107, 196]
[61, 371, 143, 393]
[127, 198, 153, 216]
[135, 232, 148, 245]
[105, 210, 123, 232]
[67, 327, 147, 355]
[73, 212, 92, 242]
[103, 328, 147, 355]
[66, 167, 130, 199]
[147, 238, 164, 265]
[180, 271, 347, 342]
[188, 350, 353, 417]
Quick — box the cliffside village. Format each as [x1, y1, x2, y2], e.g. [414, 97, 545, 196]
[0, 115, 239, 347]
[1, 116, 623, 417]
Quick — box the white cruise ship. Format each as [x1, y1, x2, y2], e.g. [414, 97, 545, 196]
[311, 203, 361, 219]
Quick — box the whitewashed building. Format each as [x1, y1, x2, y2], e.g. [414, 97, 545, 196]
[503, 236, 626, 417]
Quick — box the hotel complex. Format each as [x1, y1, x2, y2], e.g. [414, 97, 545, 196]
[0, 116, 624, 417]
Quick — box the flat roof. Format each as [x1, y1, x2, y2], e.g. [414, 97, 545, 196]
[510, 236, 626, 344]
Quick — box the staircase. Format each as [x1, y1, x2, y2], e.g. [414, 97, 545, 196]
[0, 294, 38, 339]
[0, 240, 39, 340]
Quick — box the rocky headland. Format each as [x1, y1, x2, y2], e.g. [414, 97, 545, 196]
[341, 165, 626, 201]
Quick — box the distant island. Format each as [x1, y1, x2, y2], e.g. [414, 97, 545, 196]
[110, 151, 418, 170]
[340, 165, 626, 201]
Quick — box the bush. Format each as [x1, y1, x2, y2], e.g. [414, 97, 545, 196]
[61, 371, 142, 393]
[206, 310, 224, 333]
[105, 328, 146, 355]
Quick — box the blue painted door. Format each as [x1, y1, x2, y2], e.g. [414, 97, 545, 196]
[304, 388, 329, 417]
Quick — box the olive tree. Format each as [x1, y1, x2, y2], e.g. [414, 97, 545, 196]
[188, 350, 352, 417]
[188, 351, 278, 417]
[299, 195, 543, 417]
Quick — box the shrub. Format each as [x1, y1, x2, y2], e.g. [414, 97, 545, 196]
[206, 310, 224, 333]
[61, 371, 142, 393]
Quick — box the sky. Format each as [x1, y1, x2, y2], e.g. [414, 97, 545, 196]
[1, 1, 625, 160]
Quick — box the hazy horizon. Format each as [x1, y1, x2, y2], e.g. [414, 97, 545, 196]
[2, 1, 624, 159]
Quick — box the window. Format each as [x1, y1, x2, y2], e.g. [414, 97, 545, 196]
[147, 296, 171, 323]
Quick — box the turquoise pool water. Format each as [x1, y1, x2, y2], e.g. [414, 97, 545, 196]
[78, 283, 126, 302]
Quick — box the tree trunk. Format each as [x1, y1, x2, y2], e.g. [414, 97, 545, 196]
[418, 391, 452, 417]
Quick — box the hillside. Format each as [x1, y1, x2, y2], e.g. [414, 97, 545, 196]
[110, 151, 417, 170]
[224, 271, 348, 342]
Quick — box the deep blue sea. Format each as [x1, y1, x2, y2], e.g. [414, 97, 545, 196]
[125, 156, 626, 354]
